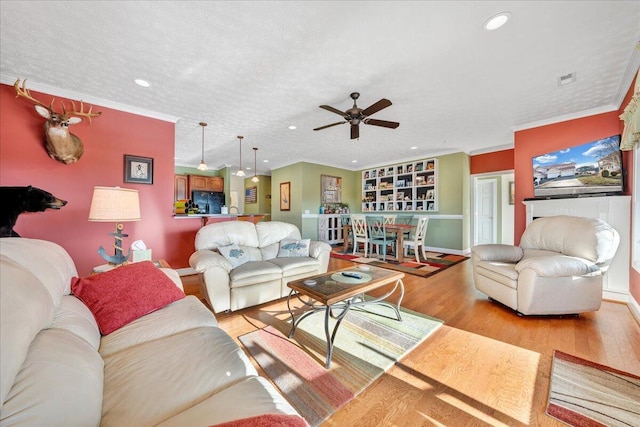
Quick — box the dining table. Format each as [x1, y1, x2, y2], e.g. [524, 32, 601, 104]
[384, 223, 415, 262]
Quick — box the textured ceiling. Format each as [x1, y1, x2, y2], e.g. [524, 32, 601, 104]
[1, 1, 639, 176]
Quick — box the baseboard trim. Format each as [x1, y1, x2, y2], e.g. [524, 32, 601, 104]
[628, 297, 640, 327]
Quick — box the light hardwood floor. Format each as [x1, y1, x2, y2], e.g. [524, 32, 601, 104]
[181, 253, 640, 426]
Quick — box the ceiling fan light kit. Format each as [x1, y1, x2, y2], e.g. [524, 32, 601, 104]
[314, 92, 399, 140]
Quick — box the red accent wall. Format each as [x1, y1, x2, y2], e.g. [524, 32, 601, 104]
[0, 83, 204, 276]
[470, 149, 514, 174]
[513, 112, 627, 241]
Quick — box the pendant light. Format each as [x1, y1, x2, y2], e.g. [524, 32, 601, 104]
[251, 147, 260, 183]
[236, 136, 246, 177]
[197, 122, 208, 171]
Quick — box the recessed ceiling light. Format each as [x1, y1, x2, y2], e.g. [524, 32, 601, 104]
[134, 79, 151, 87]
[263, 159, 269, 163]
[483, 12, 511, 31]
[352, 160, 358, 163]
[288, 125, 297, 130]
[410, 146, 418, 150]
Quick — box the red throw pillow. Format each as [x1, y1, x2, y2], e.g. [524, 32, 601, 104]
[71, 261, 184, 335]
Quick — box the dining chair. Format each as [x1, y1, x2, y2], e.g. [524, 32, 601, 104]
[403, 216, 429, 263]
[350, 215, 369, 257]
[341, 215, 352, 252]
[367, 215, 395, 261]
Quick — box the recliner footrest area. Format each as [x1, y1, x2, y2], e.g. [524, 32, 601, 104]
[476, 261, 518, 289]
[230, 261, 282, 288]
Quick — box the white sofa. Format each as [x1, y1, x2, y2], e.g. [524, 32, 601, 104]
[0, 238, 306, 426]
[471, 215, 620, 316]
[190, 221, 332, 313]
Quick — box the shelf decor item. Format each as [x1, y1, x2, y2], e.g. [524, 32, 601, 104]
[124, 155, 153, 185]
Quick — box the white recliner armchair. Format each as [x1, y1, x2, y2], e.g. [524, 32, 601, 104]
[471, 215, 620, 316]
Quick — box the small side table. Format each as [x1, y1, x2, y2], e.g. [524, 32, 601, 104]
[92, 259, 170, 274]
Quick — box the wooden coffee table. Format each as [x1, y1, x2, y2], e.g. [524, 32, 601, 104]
[287, 265, 405, 368]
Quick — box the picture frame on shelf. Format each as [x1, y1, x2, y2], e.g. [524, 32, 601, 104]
[427, 175, 435, 185]
[124, 155, 153, 185]
[280, 182, 290, 211]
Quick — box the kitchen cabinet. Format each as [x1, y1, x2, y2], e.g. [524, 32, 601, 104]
[188, 175, 224, 192]
[174, 175, 188, 201]
[174, 175, 224, 202]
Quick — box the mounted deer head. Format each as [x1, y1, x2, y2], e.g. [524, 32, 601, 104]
[14, 79, 102, 164]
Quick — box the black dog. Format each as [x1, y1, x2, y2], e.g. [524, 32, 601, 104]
[0, 186, 67, 237]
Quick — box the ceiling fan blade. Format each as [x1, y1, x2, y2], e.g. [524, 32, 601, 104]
[351, 124, 359, 140]
[319, 105, 346, 116]
[313, 121, 346, 131]
[361, 99, 392, 117]
[364, 118, 400, 129]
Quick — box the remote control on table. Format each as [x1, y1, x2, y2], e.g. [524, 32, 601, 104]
[341, 272, 362, 279]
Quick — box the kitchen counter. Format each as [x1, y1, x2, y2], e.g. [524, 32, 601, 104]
[174, 213, 270, 226]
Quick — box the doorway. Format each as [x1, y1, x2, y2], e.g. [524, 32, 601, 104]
[472, 172, 515, 246]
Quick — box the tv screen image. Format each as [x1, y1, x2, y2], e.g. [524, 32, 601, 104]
[532, 135, 623, 198]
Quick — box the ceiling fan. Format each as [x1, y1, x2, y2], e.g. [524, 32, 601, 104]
[313, 92, 400, 140]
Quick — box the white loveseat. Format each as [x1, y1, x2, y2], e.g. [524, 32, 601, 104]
[0, 238, 306, 426]
[190, 221, 332, 313]
[471, 215, 620, 316]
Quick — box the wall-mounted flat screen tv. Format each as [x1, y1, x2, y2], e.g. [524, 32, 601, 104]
[532, 135, 623, 198]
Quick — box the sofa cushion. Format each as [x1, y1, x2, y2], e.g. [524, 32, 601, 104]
[0, 238, 78, 305]
[520, 215, 620, 263]
[219, 243, 251, 268]
[156, 377, 302, 427]
[256, 221, 302, 248]
[195, 220, 260, 251]
[52, 295, 101, 350]
[101, 327, 258, 427]
[277, 238, 311, 258]
[0, 255, 56, 409]
[71, 261, 185, 335]
[268, 257, 320, 275]
[230, 261, 283, 288]
[1, 328, 103, 427]
[99, 296, 218, 357]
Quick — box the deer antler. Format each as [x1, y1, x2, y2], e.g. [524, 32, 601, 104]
[62, 100, 102, 124]
[14, 78, 54, 110]
[15, 78, 102, 124]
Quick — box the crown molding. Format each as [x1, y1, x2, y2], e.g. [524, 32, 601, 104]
[1, 74, 180, 123]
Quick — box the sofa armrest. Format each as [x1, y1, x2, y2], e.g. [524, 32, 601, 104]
[189, 250, 232, 273]
[516, 255, 600, 277]
[309, 241, 331, 259]
[472, 244, 523, 263]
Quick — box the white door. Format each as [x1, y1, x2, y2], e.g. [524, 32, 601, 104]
[475, 179, 497, 245]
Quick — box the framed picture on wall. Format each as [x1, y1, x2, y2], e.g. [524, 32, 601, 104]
[124, 155, 153, 184]
[246, 186, 257, 204]
[280, 182, 290, 211]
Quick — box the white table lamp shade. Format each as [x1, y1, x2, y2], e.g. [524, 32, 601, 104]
[89, 186, 141, 222]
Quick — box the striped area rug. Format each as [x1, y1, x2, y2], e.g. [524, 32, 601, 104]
[546, 350, 640, 426]
[239, 304, 443, 427]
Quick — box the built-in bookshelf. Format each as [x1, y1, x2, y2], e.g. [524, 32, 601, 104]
[361, 158, 437, 212]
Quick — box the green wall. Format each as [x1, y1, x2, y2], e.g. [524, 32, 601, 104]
[271, 162, 359, 234]
[243, 175, 271, 216]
